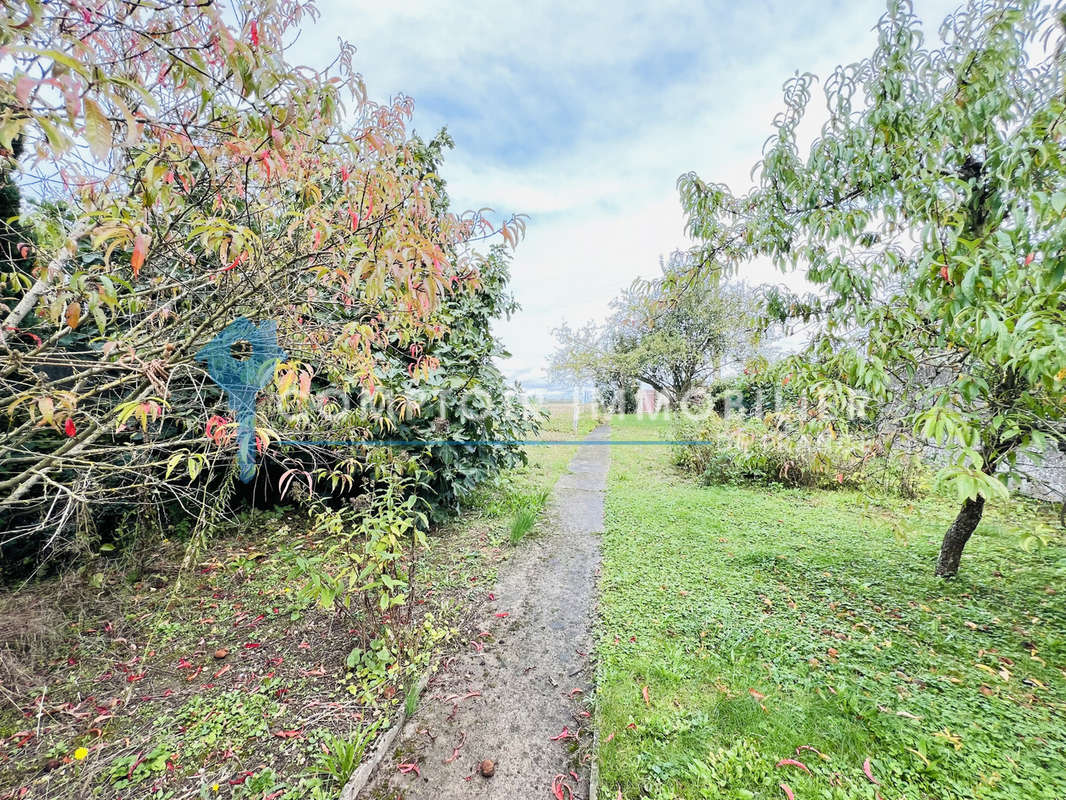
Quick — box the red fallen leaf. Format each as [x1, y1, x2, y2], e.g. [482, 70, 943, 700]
[569, 770, 579, 781]
[494, 612, 509, 618]
[177, 658, 192, 669]
[863, 757, 880, 784]
[127, 751, 146, 779]
[797, 745, 827, 760]
[551, 774, 573, 800]
[749, 688, 766, 701]
[443, 731, 466, 764]
[212, 664, 230, 679]
[243, 642, 261, 649]
[568, 688, 583, 698]
[298, 641, 311, 649]
[397, 762, 420, 776]
[776, 758, 811, 774]
[550, 726, 576, 741]
[469, 640, 483, 653]
[604, 732, 615, 743]
[273, 729, 302, 739]
[64, 418, 76, 437]
[126, 673, 145, 683]
[780, 783, 795, 800]
[625, 723, 636, 730]
[1025, 252, 1035, 266]
[641, 685, 650, 706]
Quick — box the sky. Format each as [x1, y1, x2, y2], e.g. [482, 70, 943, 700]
[294, 0, 962, 386]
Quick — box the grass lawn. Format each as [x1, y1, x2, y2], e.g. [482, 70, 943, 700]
[596, 414, 1066, 800]
[0, 409, 593, 799]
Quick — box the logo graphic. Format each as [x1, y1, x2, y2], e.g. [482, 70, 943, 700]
[195, 318, 285, 482]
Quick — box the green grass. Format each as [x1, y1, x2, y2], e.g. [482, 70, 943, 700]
[509, 507, 539, 545]
[596, 415, 1066, 800]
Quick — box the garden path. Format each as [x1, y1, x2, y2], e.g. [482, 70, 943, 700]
[355, 424, 609, 800]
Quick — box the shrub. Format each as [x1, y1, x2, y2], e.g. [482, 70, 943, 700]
[674, 412, 927, 497]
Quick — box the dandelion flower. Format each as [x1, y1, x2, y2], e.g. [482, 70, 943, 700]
[73, 747, 88, 760]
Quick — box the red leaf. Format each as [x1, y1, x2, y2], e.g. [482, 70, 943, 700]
[863, 757, 880, 785]
[780, 784, 795, 800]
[776, 758, 811, 774]
[249, 20, 259, 46]
[243, 642, 261, 649]
[64, 418, 76, 437]
[494, 612, 509, 618]
[397, 762, 420, 776]
[223, 251, 247, 272]
[131, 234, 148, 277]
[1025, 252, 1035, 266]
[641, 685, 650, 706]
[273, 729, 302, 739]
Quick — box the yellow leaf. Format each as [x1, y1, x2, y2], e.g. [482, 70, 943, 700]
[37, 397, 54, 425]
[83, 97, 111, 162]
[64, 302, 81, 330]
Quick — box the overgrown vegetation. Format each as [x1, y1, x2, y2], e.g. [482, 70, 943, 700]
[597, 416, 1066, 800]
[0, 0, 535, 576]
[675, 412, 928, 497]
[0, 417, 585, 798]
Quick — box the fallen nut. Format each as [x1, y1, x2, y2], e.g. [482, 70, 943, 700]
[479, 759, 495, 777]
[213, 648, 228, 659]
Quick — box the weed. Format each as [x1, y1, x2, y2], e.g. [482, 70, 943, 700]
[509, 508, 538, 545]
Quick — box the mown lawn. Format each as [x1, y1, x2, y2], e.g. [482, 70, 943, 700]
[596, 414, 1066, 800]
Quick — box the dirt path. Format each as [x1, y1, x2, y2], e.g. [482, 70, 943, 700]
[357, 424, 610, 800]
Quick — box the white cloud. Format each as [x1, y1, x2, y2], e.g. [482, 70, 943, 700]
[293, 0, 963, 383]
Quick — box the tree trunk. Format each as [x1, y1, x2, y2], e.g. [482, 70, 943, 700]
[935, 495, 986, 578]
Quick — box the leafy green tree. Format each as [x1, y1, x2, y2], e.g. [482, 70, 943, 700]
[679, 0, 1066, 575]
[552, 257, 756, 410]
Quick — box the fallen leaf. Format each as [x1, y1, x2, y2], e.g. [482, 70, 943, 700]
[776, 758, 811, 774]
[780, 783, 795, 800]
[863, 757, 880, 785]
[641, 685, 650, 706]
